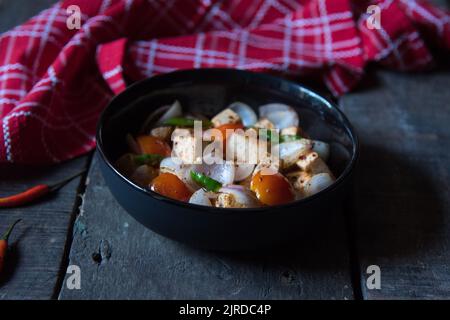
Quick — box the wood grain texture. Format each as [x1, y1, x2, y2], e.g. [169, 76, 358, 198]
[0, 156, 89, 299]
[340, 69, 450, 299]
[0, 0, 85, 300]
[59, 155, 354, 300]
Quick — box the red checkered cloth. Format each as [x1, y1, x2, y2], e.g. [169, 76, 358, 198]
[0, 0, 448, 164]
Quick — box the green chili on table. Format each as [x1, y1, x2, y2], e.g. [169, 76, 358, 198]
[190, 171, 222, 192]
[163, 117, 212, 128]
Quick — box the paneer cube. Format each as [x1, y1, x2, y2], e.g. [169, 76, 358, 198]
[276, 139, 312, 170]
[211, 108, 241, 127]
[253, 118, 274, 130]
[286, 171, 312, 193]
[253, 152, 280, 175]
[296, 151, 334, 177]
[215, 193, 241, 208]
[172, 128, 201, 164]
[215, 191, 258, 208]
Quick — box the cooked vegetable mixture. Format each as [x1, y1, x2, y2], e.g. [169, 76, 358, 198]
[116, 101, 335, 208]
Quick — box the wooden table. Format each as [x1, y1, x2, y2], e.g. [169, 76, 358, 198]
[0, 1, 449, 300]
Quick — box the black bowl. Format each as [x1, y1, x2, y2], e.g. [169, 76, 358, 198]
[96, 69, 359, 251]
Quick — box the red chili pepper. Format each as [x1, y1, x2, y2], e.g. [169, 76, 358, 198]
[0, 219, 21, 275]
[0, 170, 86, 208]
[0, 185, 50, 208]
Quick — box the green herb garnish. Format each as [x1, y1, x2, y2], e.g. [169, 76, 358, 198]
[134, 154, 164, 166]
[280, 134, 302, 143]
[259, 129, 279, 143]
[164, 117, 212, 128]
[190, 171, 222, 192]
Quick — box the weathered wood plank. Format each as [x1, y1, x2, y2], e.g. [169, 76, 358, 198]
[59, 155, 354, 300]
[340, 69, 450, 299]
[0, 0, 81, 300]
[0, 155, 90, 299]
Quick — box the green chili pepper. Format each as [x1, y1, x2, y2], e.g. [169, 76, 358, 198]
[259, 129, 280, 143]
[280, 135, 302, 143]
[190, 171, 222, 192]
[163, 117, 212, 128]
[134, 154, 164, 166]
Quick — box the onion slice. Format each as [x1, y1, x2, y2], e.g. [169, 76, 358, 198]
[228, 102, 257, 127]
[234, 163, 255, 181]
[192, 158, 235, 185]
[259, 103, 299, 129]
[189, 189, 212, 206]
[304, 173, 335, 196]
[311, 140, 330, 162]
[140, 100, 182, 133]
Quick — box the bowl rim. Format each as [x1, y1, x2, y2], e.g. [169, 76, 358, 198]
[96, 68, 359, 214]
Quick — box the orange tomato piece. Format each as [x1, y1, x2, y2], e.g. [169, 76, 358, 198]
[215, 123, 244, 155]
[150, 173, 192, 202]
[250, 171, 295, 206]
[136, 135, 171, 157]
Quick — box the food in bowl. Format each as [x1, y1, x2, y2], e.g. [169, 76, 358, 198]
[115, 100, 335, 208]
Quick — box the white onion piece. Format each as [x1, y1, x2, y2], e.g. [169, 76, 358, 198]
[192, 158, 235, 185]
[130, 165, 155, 187]
[253, 152, 280, 176]
[221, 184, 245, 191]
[116, 153, 138, 177]
[312, 140, 330, 162]
[265, 110, 298, 129]
[228, 102, 257, 127]
[180, 169, 200, 192]
[276, 140, 312, 169]
[234, 163, 255, 181]
[260, 103, 294, 114]
[189, 189, 212, 206]
[140, 100, 183, 133]
[259, 103, 299, 129]
[219, 185, 260, 207]
[304, 173, 335, 196]
[156, 100, 182, 125]
[160, 157, 185, 175]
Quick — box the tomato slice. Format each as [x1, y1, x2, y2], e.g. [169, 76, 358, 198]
[150, 173, 192, 202]
[136, 135, 171, 157]
[250, 171, 295, 206]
